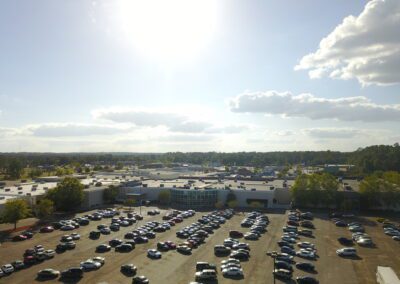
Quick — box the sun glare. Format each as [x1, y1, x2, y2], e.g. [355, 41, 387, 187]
[115, 0, 218, 62]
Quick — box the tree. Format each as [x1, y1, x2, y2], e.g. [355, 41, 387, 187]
[1, 199, 31, 230]
[7, 159, 23, 179]
[28, 167, 43, 179]
[46, 177, 84, 211]
[103, 185, 119, 203]
[214, 201, 224, 209]
[158, 190, 171, 205]
[249, 201, 263, 209]
[36, 199, 54, 219]
[124, 198, 136, 211]
[227, 200, 238, 209]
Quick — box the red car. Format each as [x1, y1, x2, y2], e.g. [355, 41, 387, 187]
[13, 234, 28, 241]
[40, 226, 54, 233]
[173, 217, 183, 223]
[23, 255, 37, 265]
[165, 241, 176, 249]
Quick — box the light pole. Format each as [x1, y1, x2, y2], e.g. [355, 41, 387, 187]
[267, 250, 277, 284]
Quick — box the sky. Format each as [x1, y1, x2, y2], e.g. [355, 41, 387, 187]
[0, 0, 399, 152]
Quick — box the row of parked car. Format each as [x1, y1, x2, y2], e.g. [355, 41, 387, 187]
[271, 209, 319, 284]
[382, 221, 400, 241]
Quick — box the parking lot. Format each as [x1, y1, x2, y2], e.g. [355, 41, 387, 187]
[0, 206, 399, 284]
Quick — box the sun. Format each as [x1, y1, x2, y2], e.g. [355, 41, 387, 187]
[115, 0, 218, 62]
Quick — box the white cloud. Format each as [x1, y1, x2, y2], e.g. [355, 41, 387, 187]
[295, 0, 400, 86]
[25, 123, 132, 137]
[302, 128, 363, 139]
[229, 90, 400, 122]
[93, 107, 248, 134]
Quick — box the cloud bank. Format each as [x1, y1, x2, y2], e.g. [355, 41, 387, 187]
[295, 0, 400, 86]
[229, 91, 400, 122]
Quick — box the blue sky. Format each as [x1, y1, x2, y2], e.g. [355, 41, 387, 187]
[0, 0, 399, 152]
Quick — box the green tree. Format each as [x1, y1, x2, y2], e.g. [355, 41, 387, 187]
[214, 201, 224, 209]
[28, 168, 43, 179]
[1, 199, 31, 230]
[249, 201, 263, 209]
[158, 190, 171, 205]
[7, 159, 23, 179]
[103, 185, 119, 203]
[36, 199, 54, 219]
[46, 177, 84, 211]
[227, 200, 238, 209]
[124, 198, 136, 211]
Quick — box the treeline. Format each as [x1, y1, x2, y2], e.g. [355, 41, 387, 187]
[291, 171, 400, 211]
[1, 144, 399, 177]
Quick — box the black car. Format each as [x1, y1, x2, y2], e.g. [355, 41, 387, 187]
[78, 219, 90, 225]
[145, 232, 156, 239]
[109, 239, 123, 247]
[230, 251, 249, 260]
[89, 231, 101, 239]
[22, 231, 34, 239]
[56, 243, 68, 252]
[96, 244, 111, 252]
[121, 264, 137, 275]
[134, 236, 148, 243]
[275, 260, 293, 271]
[52, 222, 63, 229]
[277, 241, 294, 249]
[125, 232, 136, 239]
[132, 275, 149, 284]
[338, 237, 353, 246]
[335, 221, 347, 227]
[157, 242, 169, 251]
[115, 243, 133, 252]
[295, 262, 315, 271]
[61, 267, 84, 279]
[296, 276, 319, 284]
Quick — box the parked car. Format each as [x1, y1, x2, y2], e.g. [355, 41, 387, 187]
[2, 264, 15, 274]
[296, 262, 315, 271]
[336, 247, 357, 257]
[229, 230, 244, 238]
[96, 244, 111, 252]
[115, 243, 133, 252]
[273, 268, 292, 280]
[11, 260, 25, 270]
[80, 260, 101, 270]
[40, 226, 54, 233]
[61, 267, 83, 279]
[296, 276, 319, 284]
[132, 275, 150, 284]
[147, 249, 162, 259]
[37, 268, 60, 279]
[121, 264, 137, 275]
[222, 266, 244, 277]
[196, 262, 217, 272]
[195, 269, 217, 281]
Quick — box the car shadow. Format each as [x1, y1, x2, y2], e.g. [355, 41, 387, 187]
[340, 255, 363, 260]
[58, 277, 83, 283]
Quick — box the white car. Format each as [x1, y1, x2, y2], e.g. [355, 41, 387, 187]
[221, 263, 241, 270]
[80, 260, 101, 270]
[71, 233, 81, 240]
[44, 249, 56, 258]
[232, 243, 250, 250]
[221, 258, 241, 265]
[357, 238, 373, 246]
[90, 256, 105, 265]
[222, 267, 244, 277]
[1, 264, 14, 274]
[393, 236, 400, 241]
[147, 249, 162, 258]
[297, 249, 316, 259]
[336, 247, 357, 257]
